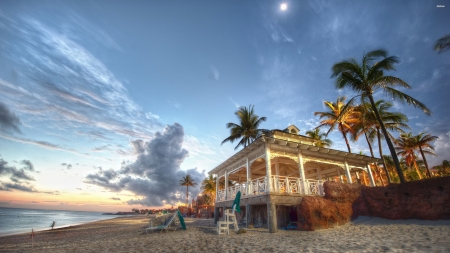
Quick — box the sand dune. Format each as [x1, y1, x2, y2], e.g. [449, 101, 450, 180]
[0, 216, 449, 252]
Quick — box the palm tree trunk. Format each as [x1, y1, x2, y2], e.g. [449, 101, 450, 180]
[413, 159, 422, 180]
[340, 123, 352, 153]
[186, 186, 189, 206]
[419, 146, 432, 178]
[363, 130, 375, 157]
[377, 128, 392, 183]
[368, 94, 405, 183]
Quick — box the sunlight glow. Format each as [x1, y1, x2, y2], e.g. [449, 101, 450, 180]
[280, 3, 288, 11]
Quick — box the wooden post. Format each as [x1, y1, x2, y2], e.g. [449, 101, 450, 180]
[297, 152, 307, 194]
[246, 156, 251, 195]
[366, 164, 376, 186]
[267, 201, 277, 233]
[344, 160, 352, 183]
[224, 171, 229, 200]
[214, 207, 220, 224]
[265, 145, 272, 193]
[215, 175, 219, 202]
[246, 204, 251, 228]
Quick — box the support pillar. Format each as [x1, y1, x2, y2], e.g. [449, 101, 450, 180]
[344, 160, 353, 184]
[366, 164, 376, 186]
[298, 152, 307, 194]
[225, 171, 229, 200]
[274, 158, 280, 191]
[215, 175, 219, 202]
[246, 204, 251, 228]
[317, 167, 322, 180]
[267, 201, 277, 233]
[246, 156, 251, 195]
[265, 145, 272, 192]
[214, 206, 220, 224]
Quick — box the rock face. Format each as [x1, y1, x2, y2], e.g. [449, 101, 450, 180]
[353, 176, 450, 220]
[296, 176, 450, 231]
[296, 182, 359, 231]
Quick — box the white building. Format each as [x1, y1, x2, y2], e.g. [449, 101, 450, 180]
[209, 125, 381, 232]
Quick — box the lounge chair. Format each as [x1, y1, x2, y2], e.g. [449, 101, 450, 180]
[145, 212, 178, 233]
[145, 211, 186, 233]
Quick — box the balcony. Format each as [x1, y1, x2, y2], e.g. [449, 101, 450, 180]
[216, 176, 324, 202]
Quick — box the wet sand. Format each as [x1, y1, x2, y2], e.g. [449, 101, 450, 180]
[0, 215, 449, 252]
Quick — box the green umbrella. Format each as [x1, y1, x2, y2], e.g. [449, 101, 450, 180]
[232, 191, 241, 213]
[177, 210, 186, 230]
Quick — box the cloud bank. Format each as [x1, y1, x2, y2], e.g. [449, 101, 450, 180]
[85, 123, 205, 207]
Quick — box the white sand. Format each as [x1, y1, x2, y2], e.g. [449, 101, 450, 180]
[0, 216, 449, 252]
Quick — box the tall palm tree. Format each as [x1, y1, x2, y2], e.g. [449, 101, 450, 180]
[179, 175, 197, 206]
[314, 96, 359, 153]
[331, 49, 431, 183]
[411, 133, 438, 178]
[221, 105, 267, 150]
[395, 133, 423, 180]
[201, 175, 216, 203]
[355, 100, 410, 183]
[305, 128, 333, 148]
[434, 34, 450, 53]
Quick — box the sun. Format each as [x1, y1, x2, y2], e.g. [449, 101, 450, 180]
[280, 3, 288, 11]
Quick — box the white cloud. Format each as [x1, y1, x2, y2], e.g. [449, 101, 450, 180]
[145, 112, 160, 120]
[209, 65, 220, 81]
[228, 97, 240, 109]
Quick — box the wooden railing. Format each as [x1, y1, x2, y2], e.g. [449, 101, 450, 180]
[216, 176, 324, 202]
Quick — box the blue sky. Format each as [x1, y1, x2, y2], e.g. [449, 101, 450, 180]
[0, 0, 449, 211]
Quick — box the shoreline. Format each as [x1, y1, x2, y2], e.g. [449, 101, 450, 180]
[0, 215, 128, 238]
[1, 215, 449, 252]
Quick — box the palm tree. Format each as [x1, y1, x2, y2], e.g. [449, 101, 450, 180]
[355, 100, 410, 183]
[314, 96, 359, 153]
[395, 133, 423, 180]
[221, 105, 267, 150]
[179, 175, 197, 206]
[331, 49, 431, 183]
[433, 160, 450, 176]
[410, 133, 438, 178]
[201, 175, 216, 203]
[305, 128, 333, 148]
[434, 34, 450, 53]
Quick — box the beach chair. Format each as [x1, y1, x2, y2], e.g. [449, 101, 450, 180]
[145, 212, 178, 233]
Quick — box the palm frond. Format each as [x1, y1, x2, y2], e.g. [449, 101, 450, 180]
[384, 87, 431, 115]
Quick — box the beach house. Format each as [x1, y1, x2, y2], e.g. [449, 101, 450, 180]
[209, 125, 382, 232]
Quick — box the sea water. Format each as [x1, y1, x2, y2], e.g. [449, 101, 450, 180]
[0, 207, 122, 236]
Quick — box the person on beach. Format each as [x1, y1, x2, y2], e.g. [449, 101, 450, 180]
[51, 221, 56, 229]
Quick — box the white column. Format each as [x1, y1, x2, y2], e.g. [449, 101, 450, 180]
[224, 171, 229, 200]
[265, 145, 272, 193]
[297, 152, 307, 194]
[215, 175, 219, 201]
[344, 160, 353, 184]
[317, 166, 323, 195]
[246, 156, 251, 195]
[275, 158, 280, 192]
[366, 164, 376, 186]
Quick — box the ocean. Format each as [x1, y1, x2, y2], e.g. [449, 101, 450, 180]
[0, 207, 122, 236]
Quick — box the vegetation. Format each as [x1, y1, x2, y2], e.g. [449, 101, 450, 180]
[221, 105, 267, 150]
[179, 175, 197, 206]
[314, 96, 359, 152]
[434, 34, 450, 53]
[201, 175, 216, 205]
[305, 128, 333, 148]
[331, 49, 430, 183]
[433, 160, 450, 176]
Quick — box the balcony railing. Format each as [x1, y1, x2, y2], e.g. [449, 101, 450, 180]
[216, 176, 324, 202]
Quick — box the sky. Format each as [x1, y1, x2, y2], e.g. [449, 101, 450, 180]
[0, 0, 449, 212]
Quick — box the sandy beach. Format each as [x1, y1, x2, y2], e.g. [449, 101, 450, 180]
[0, 215, 449, 252]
